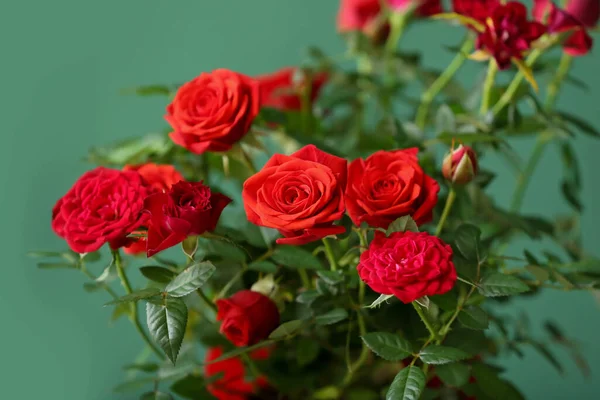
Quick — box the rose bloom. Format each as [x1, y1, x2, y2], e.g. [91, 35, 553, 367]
[243, 145, 347, 245]
[51, 167, 149, 254]
[143, 181, 231, 257]
[533, 0, 595, 56]
[166, 69, 260, 154]
[476, 2, 546, 69]
[122, 163, 184, 255]
[357, 231, 456, 303]
[205, 346, 270, 400]
[216, 290, 280, 347]
[256, 67, 328, 111]
[346, 148, 439, 229]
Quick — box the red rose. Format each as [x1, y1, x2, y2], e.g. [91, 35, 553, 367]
[475, 2, 546, 69]
[452, 0, 500, 22]
[166, 69, 260, 154]
[345, 148, 439, 229]
[51, 167, 149, 254]
[533, 0, 593, 56]
[216, 290, 280, 347]
[242, 145, 347, 245]
[143, 181, 231, 257]
[357, 231, 456, 303]
[204, 346, 270, 400]
[256, 67, 328, 111]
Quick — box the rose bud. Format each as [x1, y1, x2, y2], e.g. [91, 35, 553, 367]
[357, 231, 457, 303]
[51, 167, 149, 254]
[143, 181, 231, 257]
[442, 144, 478, 185]
[216, 290, 280, 347]
[204, 346, 271, 400]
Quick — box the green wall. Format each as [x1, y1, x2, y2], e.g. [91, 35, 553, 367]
[2, 0, 599, 398]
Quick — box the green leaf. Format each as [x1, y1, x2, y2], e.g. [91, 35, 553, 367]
[140, 391, 174, 400]
[269, 320, 304, 339]
[170, 374, 212, 400]
[104, 288, 162, 306]
[296, 290, 321, 305]
[361, 332, 414, 361]
[165, 261, 215, 297]
[297, 337, 320, 367]
[36, 262, 77, 269]
[122, 84, 175, 97]
[556, 111, 600, 138]
[530, 341, 564, 375]
[419, 345, 469, 365]
[146, 296, 188, 365]
[386, 216, 419, 235]
[366, 294, 395, 308]
[444, 329, 488, 356]
[316, 270, 344, 285]
[435, 363, 471, 387]
[247, 261, 278, 273]
[458, 306, 489, 330]
[386, 366, 426, 400]
[123, 363, 159, 373]
[111, 303, 130, 322]
[271, 246, 323, 270]
[478, 273, 529, 297]
[140, 266, 177, 284]
[454, 224, 482, 262]
[315, 308, 348, 326]
[471, 363, 525, 400]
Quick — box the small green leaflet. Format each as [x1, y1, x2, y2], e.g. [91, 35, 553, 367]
[104, 288, 162, 306]
[361, 332, 414, 361]
[165, 261, 216, 297]
[419, 345, 469, 365]
[477, 273, 529, 297]
[386, 366, 426, 400]
[366, 294, 395, 308]
[140, 266, 177, 284]
[386, 216, 419, 235]
[269, 320, 304, 339]
[435, 363, 471, 387]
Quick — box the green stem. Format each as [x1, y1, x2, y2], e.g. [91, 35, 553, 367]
[491, 49, 543, 116]
[435, 188, 456, 236]
[416, 36, 474, 129]
[196, 288, 217, 312]
[545, 53, 572, 111]
[298, 269, 311, 289]
[341, 310, 369, 387]
[385, 11, 409, 55]
[412, 302, 439, 340]
[322, 238, 338, 271]
[480, 59, 498, 115]
[112, 250, 165, 360]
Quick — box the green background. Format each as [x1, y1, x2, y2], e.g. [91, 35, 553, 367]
[2, 0, 599, 398]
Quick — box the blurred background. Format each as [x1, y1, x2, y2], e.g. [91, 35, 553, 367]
[1, 0, 599, 398]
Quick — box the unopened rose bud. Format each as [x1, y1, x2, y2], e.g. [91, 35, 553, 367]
[442, 145, 478, 185]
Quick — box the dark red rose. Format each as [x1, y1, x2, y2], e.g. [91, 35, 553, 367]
[453, 0, 500, 22]
[204, 346, 270, 400]
[475, 2, 546, 69]
[357, 231, 456, 303]
[345, 148, 439, 229]
[122, 163, 184, 255]
[143, 181, 231, 257]
[51, 167, 149, 254]
[216, 290, 280, 347]
[442, 145, 479, 185]
[256, 67, 328, 111]
[242, 145, 347, 245]
[166, 69, 260, 154]
[533, 0, 594, 56]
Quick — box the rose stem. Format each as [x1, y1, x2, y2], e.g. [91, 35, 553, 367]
[434, 188, 456, 236]
[196, 288, 218, 313]
[322, 238, 338, 271]
[412, 302, 440, 341]
[415, 35, 474, 129]
[112, 250, 165, 360]
[479, 59, 498, 116]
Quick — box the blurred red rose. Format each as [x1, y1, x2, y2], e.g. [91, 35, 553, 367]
[51, 167, 149, 254]
[166, 69, 260, 154]
[345, 148, 439, 229]
[476, 2, 546, 69]
[256, 67, 328, 111]
[204, 346, 270, 400]
[452, 0, 499, 22]
[357, 231, 456, 303]
[143, 181, 231, 257]
[242, 145, 347, 245]
[216, 290, 280, 347]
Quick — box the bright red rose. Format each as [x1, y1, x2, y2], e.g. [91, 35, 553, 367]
[143, 181, 231, 257]
[216, 290, 280, 347]
[51, 167, 149, 254]
[533, 0, 594, 56]
[256, 67, 328, 111]
[122, 163, 184, 255]
[166, 69, 260, 155]
[357, 231, 456, 303]
[475, 2, 546, 69]
[345, 148, 439, 229]
[442, 145, 479, 185]
[204, 346, 270, 400]
[452, 0, 499, 22]
[242, 145, 347, 245]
